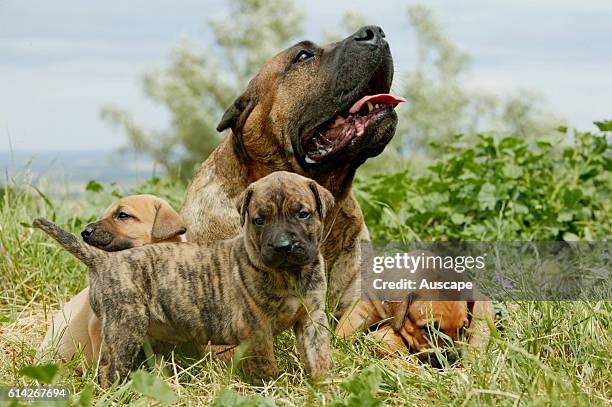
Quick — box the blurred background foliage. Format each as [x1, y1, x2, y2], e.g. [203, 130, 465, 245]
[100, 0, 563, 180]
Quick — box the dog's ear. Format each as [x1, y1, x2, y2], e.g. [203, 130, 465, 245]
[308, 181, 335, 220]
[391, 291, 417, 332]
[151, 202, 187, 242]
[466, 301, 475, 324]
[235, 187, 254, 227]
[217, 90, 256, 163]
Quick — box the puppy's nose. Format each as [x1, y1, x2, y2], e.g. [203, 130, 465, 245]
[272, 237, 292, 253]
[445, 349, 460, 364]
[353, 25, 386, 45]
[81, 224, 95, 241]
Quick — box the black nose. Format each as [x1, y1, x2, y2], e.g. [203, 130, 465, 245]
[81, 224, 95, 240]
[353, 25, 386, 45]
[272, 237, 292, 253]
[445, 348, 460, 364]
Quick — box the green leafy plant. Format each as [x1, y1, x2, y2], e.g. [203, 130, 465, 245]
[356, 127, 611, 241]
[18, 364, 59, 384]
[331, 366, 384, 407]
[212, 388, 278, 407]
[129, 370, 177, 405]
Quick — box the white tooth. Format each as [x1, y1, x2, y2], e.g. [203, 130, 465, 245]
[367, 101, 374, 112]
[375, 104, 379, 109]
[305, 156, 315, 163]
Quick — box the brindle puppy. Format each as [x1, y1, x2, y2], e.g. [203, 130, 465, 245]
[33, 172, 334, 387]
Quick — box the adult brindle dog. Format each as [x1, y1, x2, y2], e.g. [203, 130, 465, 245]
[181, 26, 405, 316]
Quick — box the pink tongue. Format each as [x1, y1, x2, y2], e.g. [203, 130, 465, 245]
[349, 94, 407, 114]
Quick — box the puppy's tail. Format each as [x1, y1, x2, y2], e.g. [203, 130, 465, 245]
[32, 218, 102, 267]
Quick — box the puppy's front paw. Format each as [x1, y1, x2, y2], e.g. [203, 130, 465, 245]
[98, 362, 116, 389]
[242, 358, 280, 385]
[308, 349, 333, 382]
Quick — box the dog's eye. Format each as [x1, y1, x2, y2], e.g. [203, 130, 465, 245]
[117, 211, 131, 220]
[293, 50, 314, 64]
[297, 210, 311, 220]
[253, 217, 265, 226]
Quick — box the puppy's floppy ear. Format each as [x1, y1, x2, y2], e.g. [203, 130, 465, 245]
[391, 291, 417, 332]
[217, 89, 256, 163]
[467, 301, 475, 324]
[308, 181, 335, 220]
[235, 187, 254, 227]
[151, 202, 187, 242]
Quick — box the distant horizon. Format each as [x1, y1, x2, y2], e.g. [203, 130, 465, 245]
[0, 149, 161, 187]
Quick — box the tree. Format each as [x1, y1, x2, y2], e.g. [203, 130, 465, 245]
[100, 0, 304, 179]
[395, 5, 563, 157]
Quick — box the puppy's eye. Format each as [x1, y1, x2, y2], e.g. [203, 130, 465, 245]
[293, 50, 314, 64]
[253, 217, 265, 226]
[297, 210, 311, 220]
[117, 211, 131, 220]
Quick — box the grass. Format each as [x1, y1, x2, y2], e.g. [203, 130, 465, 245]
[1, 180, 611, 406]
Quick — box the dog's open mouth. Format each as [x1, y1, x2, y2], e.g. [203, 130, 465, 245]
[303, 80, 405, 163]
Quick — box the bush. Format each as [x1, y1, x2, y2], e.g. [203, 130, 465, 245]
[356, 127, 611, 241]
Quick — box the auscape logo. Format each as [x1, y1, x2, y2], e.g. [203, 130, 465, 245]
[372, 277, 473, 292]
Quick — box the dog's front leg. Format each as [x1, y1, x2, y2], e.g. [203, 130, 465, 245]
[294, 306, 332, 382]
[238, 335, 279, 385]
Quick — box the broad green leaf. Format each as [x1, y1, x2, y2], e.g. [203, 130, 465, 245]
[557, 211, 574, 222]
[85, 180, 104, 193]
[19, 363, 59, 384]
[562, 232, 580, 242]
[212, 389, 277, 407]
[511, 202, 529, 214]
[502, 163, 523, 179]
[331, 366, 384, 407]
[477, 183, 497, 211]
[130, 370, 177, 405]
[75, 383, 94, 407]
[594, 120, 612, 131]
[450, 213, 467, 225]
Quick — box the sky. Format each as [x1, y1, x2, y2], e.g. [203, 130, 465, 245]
[1, 0, 611, 153]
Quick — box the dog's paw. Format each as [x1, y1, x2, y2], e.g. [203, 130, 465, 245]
[243, 359, 280, 386]
[309, 351, 333, 382]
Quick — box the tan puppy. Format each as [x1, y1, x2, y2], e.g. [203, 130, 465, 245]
[38, 195, 186, 366]
[337, 250, 495, 366]
[336, 296, 473, 362]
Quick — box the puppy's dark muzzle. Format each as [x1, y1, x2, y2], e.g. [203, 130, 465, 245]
[81, 222, 107, 244]
[262, 232, 313, 268]
[426, 347, 461, 368]
[80, 222, 116, 249]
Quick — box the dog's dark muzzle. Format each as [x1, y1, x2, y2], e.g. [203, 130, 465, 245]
[81, 222, 113, 246]
[261, 230, 315, 268]
[81, 222, 133, 251]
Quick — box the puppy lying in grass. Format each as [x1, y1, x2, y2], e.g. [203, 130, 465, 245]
[338, 297, 471, 366]
[33, 171, 334, 387]
[337, 254, 494, 366]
